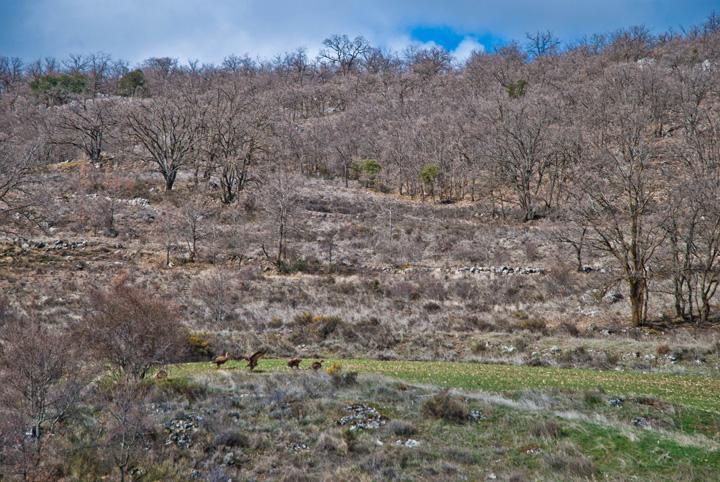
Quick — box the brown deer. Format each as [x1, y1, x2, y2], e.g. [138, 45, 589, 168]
[310, 360, 324, 371]
[246, 350, 265, 371]
[212, 352, 230, 369]
[287, 357, 302, 369]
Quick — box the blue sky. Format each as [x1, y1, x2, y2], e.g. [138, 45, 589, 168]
[0, 0, 716, 65]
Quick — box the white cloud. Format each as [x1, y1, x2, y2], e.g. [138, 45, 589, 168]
[1, 0, 715, 64]
[452, 36, 485, 62]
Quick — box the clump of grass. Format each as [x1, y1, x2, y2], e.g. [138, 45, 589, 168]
[514, 318, 548, 334]
[558, 321, 580, 337]
[386, 420, 417, 437]
[213, 430, 250, 448]
[327, 363, 358, 387]
[656, 344, 671, 356]
[543, 442, 595, 477]
[152, 378, 207, 402]
[315, 431, 348, 455]
[530, 419, 562, 439]
[583, 390, 604, 407]
[422, 390, 469, 423]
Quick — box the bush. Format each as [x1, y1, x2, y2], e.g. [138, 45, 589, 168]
[530, 419, 562, 439]
[386, 420, 417, 437]
[543, 443, 595, 477]
[656, 344, 671, 356]
[325, 362, 358, 386]
[558, 322, 580, 337]
[289, 312, 346, 343]
[351, 159, 382, 187]
[213, 430, 250, 448]
[315, 432, 348, 455]
[422, 390, 469, 423]
[78, 275, 190, 380]
[515, 318, 548, 334]
[187, 333, 211, 358]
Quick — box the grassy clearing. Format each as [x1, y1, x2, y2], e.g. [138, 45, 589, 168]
[157, 362, 720, 481]
[167, 358, 720, 412]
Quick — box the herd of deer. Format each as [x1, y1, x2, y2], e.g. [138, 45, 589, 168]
[211, 351, 324, 372]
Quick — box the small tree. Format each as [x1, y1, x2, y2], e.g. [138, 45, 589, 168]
[0, 317, 83, 480]
[261, 166, 302, 270]
[419, 164, 440, 201]
[117, 69, 145, 97]
[352, 159, 382, 188]
[98, 380, 153, 482]
[78, 276, 189, 380]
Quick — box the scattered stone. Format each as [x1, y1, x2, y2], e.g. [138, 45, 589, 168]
[604, 292, 624, 304]
[222, 452, 237, 466]
[608, 398, 624, 408]
[394, 439, 419, 448]
[337, 403, 388, 431]
[632, 416, 650, 428]
[468, 409, 486, 422]
[164, 413, 200, 448]
[289, 442, 309, 452]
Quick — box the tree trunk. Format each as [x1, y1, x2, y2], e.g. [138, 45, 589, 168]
[629, 278, 645, 326]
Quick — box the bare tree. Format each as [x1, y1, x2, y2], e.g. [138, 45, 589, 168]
[0, 317, 84, 480]
[484, 95, 558, 221]
[572, 66, 666, 326]
[78, 276, 189, 380]
[261, 165, 303, 270]
[203, 84, 271, 203]
[319, 34, 371, 75]
[177, 197, 214, 262]
[0, 136, 45, 233]
[525, 31, 561, 57]
[126, 94, 202, 191]
[51, 97, 117, 162]
[97, 380, 153, 482]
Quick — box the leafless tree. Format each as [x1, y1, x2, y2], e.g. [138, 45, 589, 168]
[51, 97, 117, 162]
[0, 317, 84, 480]
[319, 34, 371, 75]
[0, 136, 45, 233]
[261, 165, 303, 269]
[177, 197, 214, 262]
[97, 380, 153, 482]
[78, 276, 189, 380]
[572, 66, 666, 326]
[203, 84, 271, 203]
[525, 31, 561, 57]
[126, 93, 202, 190]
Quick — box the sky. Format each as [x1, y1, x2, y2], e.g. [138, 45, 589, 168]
[0, 0, 716, 65]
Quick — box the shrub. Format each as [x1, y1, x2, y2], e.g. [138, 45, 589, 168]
[78, 275, 190, 380]
[543, 443, 595, 477]
[386, 420, 417, 437]
[656, 344, 671, 356]
[558, 322, 580, 337]
[315, 432, 348, 455]
[530, 419, 562, 439]
[515, 318, 547, 334]
[352, 159, 382, 187]
[418, 164, 440, 185]
[422, 390, 469, 423]
[213, 430, 250, 448]
[187, 333, 211, 358]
